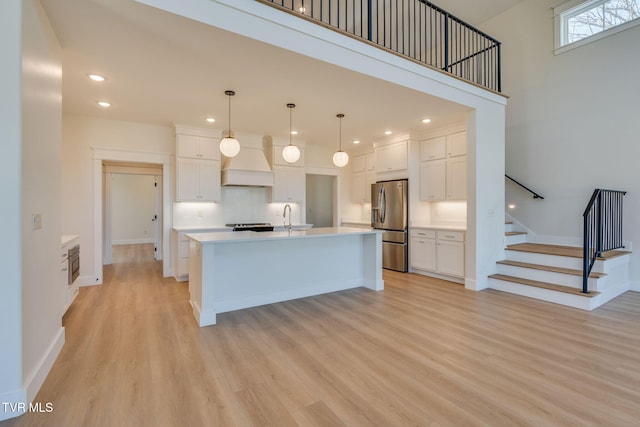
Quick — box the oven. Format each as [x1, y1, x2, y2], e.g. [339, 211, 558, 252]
[68, 244, 80, 285]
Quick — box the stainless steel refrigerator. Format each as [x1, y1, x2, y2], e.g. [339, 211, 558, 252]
[371, 179, 408, 272]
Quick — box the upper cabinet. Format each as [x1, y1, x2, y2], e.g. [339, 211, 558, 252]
[351, 152, 376, 203]
[446, 131, 467, 157]
[177, 134, 220, 161]
[174, 125, 221, 202]
[375, 140, 408, 173]
[272, 166, 305, 203]
[419, 131, 467, 202]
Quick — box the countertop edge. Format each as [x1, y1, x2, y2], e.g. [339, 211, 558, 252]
[187, 227, 380, 244]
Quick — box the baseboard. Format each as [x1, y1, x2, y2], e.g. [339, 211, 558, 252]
[78, 274, 101, 287]
[24, 327, 65, 404]
[112, 238, 154, 245]
[0, 388, 27, 421]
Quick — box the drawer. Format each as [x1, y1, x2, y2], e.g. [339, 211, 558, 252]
[410, 229, 436, 239]
[179, 241, 190, 258]
[437, 230, 465, 242]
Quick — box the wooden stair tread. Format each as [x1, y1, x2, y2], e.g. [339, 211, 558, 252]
[505, 231, 526, 236]
[506, 243, 629, 260]
[496, 260, 606, 278]
[505, 221, 513, 224]
[489, 274, 601, 297]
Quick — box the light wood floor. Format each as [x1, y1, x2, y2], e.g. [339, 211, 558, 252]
[3, 244, 640, 426]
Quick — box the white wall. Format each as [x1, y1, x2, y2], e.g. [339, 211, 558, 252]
[482, 0, 640, 288]
[0, 0, 24, 420]
[111, 174, 156, 244]
[62, 115, 174, 283]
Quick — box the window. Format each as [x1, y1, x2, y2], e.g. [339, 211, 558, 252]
[554, 0, 640, 53]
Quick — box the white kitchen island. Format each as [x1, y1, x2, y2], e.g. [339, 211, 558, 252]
[187, 227, 384, 326]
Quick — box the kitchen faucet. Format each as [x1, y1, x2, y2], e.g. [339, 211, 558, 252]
[283, 204, 292, 233]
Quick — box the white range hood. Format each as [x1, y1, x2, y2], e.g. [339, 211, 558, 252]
[221, 146, 274, 187]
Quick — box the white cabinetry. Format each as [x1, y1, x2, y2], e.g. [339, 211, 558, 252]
[177, 134, 220, 160]
[351, 152, 376, 203]
[61, 236, 80, 314]
[409, 229, 436, 271]
[173, 228, 229, 281]
[175, 128, 221, 202]
[176, 158, 221, 202]
[272, 166, 305, 202]
[409, 228, 465, 280]
[419, 132, 467, 202]
[375, 140, 408, 174]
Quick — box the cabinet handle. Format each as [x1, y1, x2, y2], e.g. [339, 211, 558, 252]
[445, 235, 455, 239]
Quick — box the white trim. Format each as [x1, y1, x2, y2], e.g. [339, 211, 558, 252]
[305, 166, 339, 176]
[24, 327, 64, 404]
[174, 123, 220, 138]
[92, 147, 172, 281]
[112, 238, 155, 245]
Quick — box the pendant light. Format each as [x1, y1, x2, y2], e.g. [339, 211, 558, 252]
[219, 90, 240, 158]
[332, 113, 349, 167]
[282, 103, 301, 164]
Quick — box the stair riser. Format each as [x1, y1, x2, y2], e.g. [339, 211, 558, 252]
[488, 278, 593, 310]
[505, 250, 608, 272]
[496, 264, 599, 290]
[505, 234, 527, 245]
[505, 223, 514, 233]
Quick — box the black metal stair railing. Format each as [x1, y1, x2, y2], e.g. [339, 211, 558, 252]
[259, 0, 502, 92]
[583, 189, 626, 294]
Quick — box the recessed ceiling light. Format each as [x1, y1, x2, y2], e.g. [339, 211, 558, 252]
[88, 74, 105, 82]
[384, 130, 392, 135]
[421, 118, 432, 124]
[353, 140, 360, 144]
[97, 101, 111, 108]
[206, 117, 216, 123]
[290, 130, 299, 135]
[508, 204, 516, 209]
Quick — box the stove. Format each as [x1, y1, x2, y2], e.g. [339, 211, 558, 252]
[226, 223, 275, 232]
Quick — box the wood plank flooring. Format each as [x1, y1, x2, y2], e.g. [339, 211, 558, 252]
[3, 243, 640, 426]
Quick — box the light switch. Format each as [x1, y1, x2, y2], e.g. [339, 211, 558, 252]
[32, 213, 42, 230]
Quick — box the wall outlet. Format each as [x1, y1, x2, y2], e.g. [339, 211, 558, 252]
[32, 213, 42, 230]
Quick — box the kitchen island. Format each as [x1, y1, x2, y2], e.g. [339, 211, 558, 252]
[187, 227, 384, 326]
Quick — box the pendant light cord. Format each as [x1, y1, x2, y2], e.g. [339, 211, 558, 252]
[228, 93, 231, 137]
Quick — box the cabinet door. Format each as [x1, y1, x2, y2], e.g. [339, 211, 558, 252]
[420, 160, 446, 201]
[272, 168, 290, 202]
[446, 156, 467, 200]
[351, 154, 366, 173]
[176, 158, 200, 201]
[351, 172, 366, 203]
[289, 167, 306, 202]
[365, 152, 376, 170]
[198, 137, 220, 160]
[447, 132, 467, 157]
[198, 160, 221, 202]
[420, 137, 446, 161]
[177, 134, 201, 158]
[376, 141, 407, 172]
[437, 240, 465, 277]
[410, 237, 437, 271]
[365, 170, 376, 203]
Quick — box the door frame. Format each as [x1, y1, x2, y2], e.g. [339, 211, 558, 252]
[93, 147, 172, 282]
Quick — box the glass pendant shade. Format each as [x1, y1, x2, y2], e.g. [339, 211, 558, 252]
[332, 150, 349, 168]
[282, 144, 301, 163]
[219, 136, 240, 158]
[282, 103, 300, 164]
[220, 90, 240, 158]
[332, 113, 349, 167]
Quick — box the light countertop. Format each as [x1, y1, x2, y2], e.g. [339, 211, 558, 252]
[174, 224, 313, 232]
[61, 235, 79, 246]
[187, 226, 379, 244]
[411, 224, 466, 231]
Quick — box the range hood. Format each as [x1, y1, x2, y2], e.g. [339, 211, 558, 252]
[221, 146, 274, 187]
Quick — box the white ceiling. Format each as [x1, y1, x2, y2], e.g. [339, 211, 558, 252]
[40, 0, 520, 149]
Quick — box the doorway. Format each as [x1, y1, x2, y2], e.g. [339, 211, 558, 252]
[306, 174, 336, 227]
[103, 162, 163, 265]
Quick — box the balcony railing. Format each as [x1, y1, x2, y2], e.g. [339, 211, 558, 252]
[259, 0, 502, 92]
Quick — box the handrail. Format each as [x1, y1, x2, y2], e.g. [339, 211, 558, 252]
[259, 0, 502, 92]
[582, 189, 626, 294]
[505, 174, 544, 199]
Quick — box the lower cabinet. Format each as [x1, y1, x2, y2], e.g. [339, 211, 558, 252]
[409, 228, 465, 280]
[174, 228, 229, 281]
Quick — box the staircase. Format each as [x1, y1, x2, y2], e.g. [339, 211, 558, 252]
[488, 220, 631, 310]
